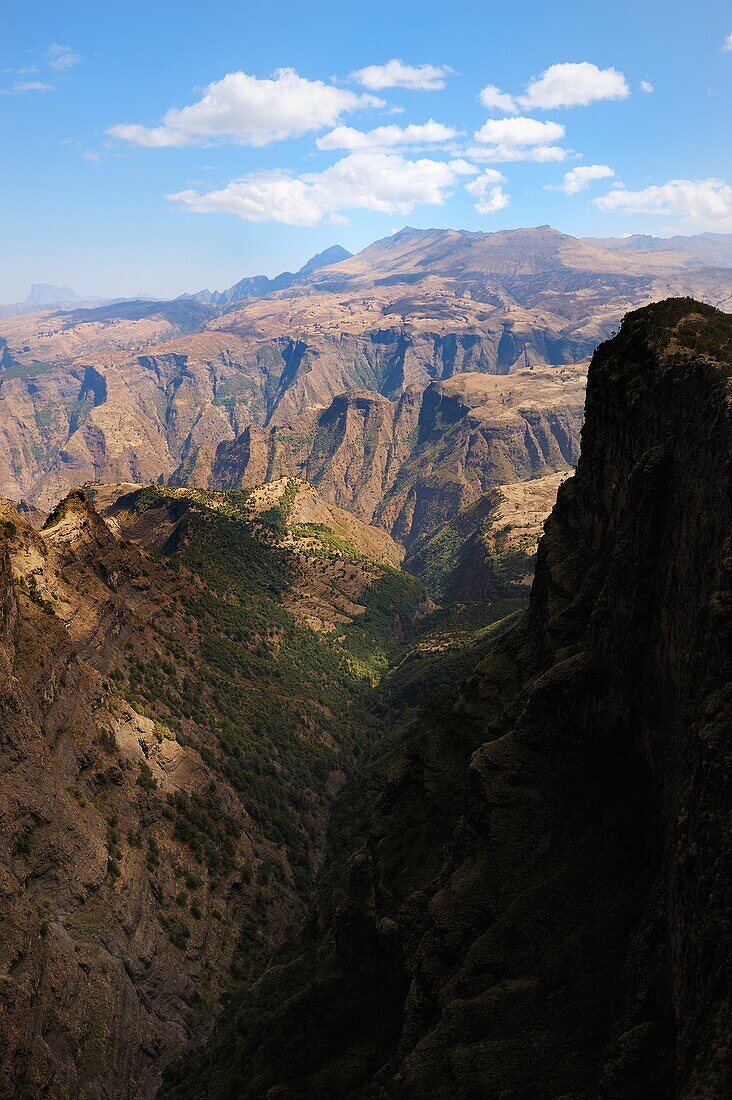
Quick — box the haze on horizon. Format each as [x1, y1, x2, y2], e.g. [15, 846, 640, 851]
[3, 0, 731, 301]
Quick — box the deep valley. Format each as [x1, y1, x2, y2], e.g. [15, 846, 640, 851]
[0, 227, 730, 1100]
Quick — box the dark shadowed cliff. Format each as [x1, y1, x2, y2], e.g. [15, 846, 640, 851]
[160, 298, 731, 1099]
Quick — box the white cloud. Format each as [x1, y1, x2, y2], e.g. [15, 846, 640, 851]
[168, 152, 473, 225]
[12, 81, 53, 93]
[558, 164, 615, 195]
[723, 33, 732, 51]
[478, 84, 518, 113]
[474, 117, 565, 146]
[477, 61, 629, 113]
[109, 123, 191, 148]
[640, 80, 654, 93]
[47, 44, 81, 71]
[171, 173, 323, 225]
[317, 119, 458, 150]
[350, 59, 451, 91]
[520, 62, 629, 109]
[465, 169, 509, 214]
[109, 68, 384, 147]
[448, 158, 479, 175]
[471, 116, 566, 162]
[595, 178, 732, 230]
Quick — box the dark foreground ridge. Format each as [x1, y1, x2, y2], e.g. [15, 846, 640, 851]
[161, 298, 731, 1099]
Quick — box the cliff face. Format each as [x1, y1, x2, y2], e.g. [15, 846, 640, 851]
[0, 513, 251, 1100]
[162, 299, 730, 1099]
[391, 297, 731, 1098]
[177, 365, 585, 549]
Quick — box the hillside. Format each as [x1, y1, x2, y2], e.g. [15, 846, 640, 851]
[0, 477, 425, 1098]
[159, 299, 731, 1099]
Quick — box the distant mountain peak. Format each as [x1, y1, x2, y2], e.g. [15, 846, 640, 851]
[25, 283, 79, 306]
[182, 244, 353, 306]
[297, 244, 352, 276]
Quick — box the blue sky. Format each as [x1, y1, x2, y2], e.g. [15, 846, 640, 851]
[2, 0, 731, 301]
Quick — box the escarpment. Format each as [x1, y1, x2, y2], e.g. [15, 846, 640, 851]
[175, 365, 585, 549]
[160, 298, 730, 1100]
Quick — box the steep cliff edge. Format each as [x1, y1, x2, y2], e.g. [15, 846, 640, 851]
[161, 298, 730, 1099]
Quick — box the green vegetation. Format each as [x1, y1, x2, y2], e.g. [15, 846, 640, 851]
[1, 358, 66, 382]
[106, 815, 122, 880]
[170, 789, 240, 876]
[291, 522, 372, 563]
[109, 484, 424, 903]
[251, 478, 298, 537]
[159, 911, 191, 950]
[406, 491, 536, 606]
[136, 761, 157, 791]
[160, 591, 522, 1100]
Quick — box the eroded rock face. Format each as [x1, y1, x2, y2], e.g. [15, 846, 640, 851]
[164, 299, 730, 1099]
[0, 507, 275, 1099]
[178, 365, 586, 549]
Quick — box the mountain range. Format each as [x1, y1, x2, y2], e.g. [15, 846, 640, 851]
[0, 217, 730, 1098]
[1, 226, 730, 533]
[179, 244, 353, 305]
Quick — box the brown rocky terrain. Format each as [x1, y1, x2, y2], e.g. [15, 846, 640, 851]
[0, 477, 425, 1098]
[160, 298, 731, 1099]
[2, 227, 730, 522]
[176, 363, 585, 548]
[404, 469, 571, 603]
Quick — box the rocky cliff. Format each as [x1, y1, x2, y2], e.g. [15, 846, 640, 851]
[174, 365, 584, 548]
[160, 298, 730, 1099]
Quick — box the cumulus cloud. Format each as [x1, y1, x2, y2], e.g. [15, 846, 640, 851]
[478, 61, 629, 113]
[317, 119, 458, 150]
[723, 33, 732, 51]
[350, 59, 452, 91]
[640, 80, 654, 93]
[479, 84, 519, 113]
[109, 68, 384, 147]
[468, 144, 567, 164]
[168, 152, 473, 225]
[520, 62, 629, 109]
[557, 164, 615, 195]
[470, 116, 566, 162]
[595, 178, 732, 230]
[47, 44, 81, 71]
[465, 169, 509, 214]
